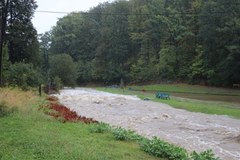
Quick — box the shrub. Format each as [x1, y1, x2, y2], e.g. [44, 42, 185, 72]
[89, 122, 110, 133]
[111, 127, 136, 141]
[6, 63, 43, 90]
[140, 137, 189, 160]
[191, 150, 219, 160]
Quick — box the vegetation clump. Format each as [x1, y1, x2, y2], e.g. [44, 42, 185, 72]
[43, 96, 98, 123]
[140, 137, 189, 160]
[0, 103, 15, 117]
[112, 127, 137, 141]
[89, 122, 220, 160]
[89, 122, 110, 133]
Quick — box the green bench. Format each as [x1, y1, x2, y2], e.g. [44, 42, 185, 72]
[155, 92, 170, 99]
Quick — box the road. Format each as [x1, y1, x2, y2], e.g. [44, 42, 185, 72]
[55, 88, 240, 160]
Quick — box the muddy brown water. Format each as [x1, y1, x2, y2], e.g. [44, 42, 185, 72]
[55, 88, 240, 160]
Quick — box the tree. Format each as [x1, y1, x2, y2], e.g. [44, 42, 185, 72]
[0, 0, 9, 86]
[39, 31, 52, 78]
[0, 0, 38, 85]
[49, 54, 77, 87]
[128, 0, 165, 82]
[92, 1, 131, 82]
[50, 12, 85, 61]
[199, 0, 240, 85]
[46, 0, 240, 86]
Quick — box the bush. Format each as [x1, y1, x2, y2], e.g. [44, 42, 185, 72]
[191, 150, 219, 160]
[140, 137, 219, 160]
[112, 127, 137, 141]
[89, 123, 110, 133]
[140, 137, 189, 160]
[6, 63, 43, 90]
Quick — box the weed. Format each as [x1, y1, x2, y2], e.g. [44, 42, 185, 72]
[191, 150, 220, 160]
[139, 137, 220, 160]
[111, 127, 137, 141]
[89, 122, 110, 133]
[140, 137, 189, 160]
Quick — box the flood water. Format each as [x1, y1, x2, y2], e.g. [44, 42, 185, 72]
[55, 88, 240, 160]
[171, 92, 240, 106]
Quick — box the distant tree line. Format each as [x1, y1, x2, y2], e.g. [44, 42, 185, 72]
[1, 0, 240, 88]
[41, 0, 239, 87]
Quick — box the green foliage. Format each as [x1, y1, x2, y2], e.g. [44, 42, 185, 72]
[89, 122, 110, 133]
[189, 46, 205, 84]
[191, 150, 219, 160]
[0, 0, 39, 64]
[130, 59, 158, 83]
[112, 127, 137, 141]
[6, 63, 43, 90]
[140, 137, 219, 160]
[76, 60, 93, 83]
[140, 137, 189, 160]
[199, 0, 240, 86]
[46, 0, 240, 86]
[158, 47, 177, 80]
[50, 54, 77, 87]
[51, 13, 85, 61]
[52, 76, 62, 91]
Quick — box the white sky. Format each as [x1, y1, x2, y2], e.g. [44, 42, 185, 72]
[32, 0, 114, 34]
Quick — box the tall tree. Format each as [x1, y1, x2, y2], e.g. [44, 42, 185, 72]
[50, 12, 85, 61]
[129, 0, 164, 82]
[7, 0, 38, 63]
[199, 0, 240, 85]
[0, 0, 38, 85]
[0, 0, 9, 85]
[92, 1, 131, 82]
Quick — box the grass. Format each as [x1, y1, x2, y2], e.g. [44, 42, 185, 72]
[97, 87, 240, 119]
[129, 83, 240, 96]
[0, 87, 39, 111]
[0, 88, 158, 160]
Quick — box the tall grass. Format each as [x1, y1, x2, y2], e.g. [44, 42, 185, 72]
[0, 87, 39, 111]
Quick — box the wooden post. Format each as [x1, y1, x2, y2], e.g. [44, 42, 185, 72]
[39, 84, 42, 97]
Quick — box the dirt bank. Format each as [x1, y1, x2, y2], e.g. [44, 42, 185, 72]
[55, 88, 240, 160]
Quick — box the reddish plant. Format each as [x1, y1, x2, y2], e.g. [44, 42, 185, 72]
[46, 96, 98, 124]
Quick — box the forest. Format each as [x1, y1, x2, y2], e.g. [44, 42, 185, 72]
[0, 0, 240, 89]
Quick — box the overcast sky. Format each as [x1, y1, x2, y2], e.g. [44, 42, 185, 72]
[32, 0, 114, 34]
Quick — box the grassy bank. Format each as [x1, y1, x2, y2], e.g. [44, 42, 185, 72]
[97, 87, 240, 119]
[0, 88, 158, 160]
[129, 84, 240, 96]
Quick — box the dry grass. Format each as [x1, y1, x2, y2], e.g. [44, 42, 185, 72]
[0, 87, 39, 111]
